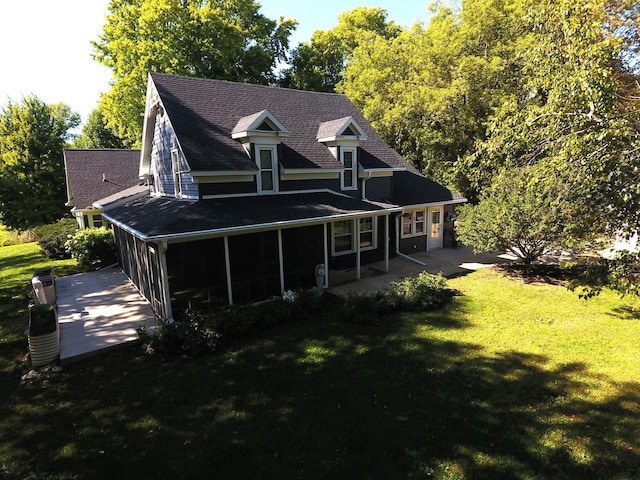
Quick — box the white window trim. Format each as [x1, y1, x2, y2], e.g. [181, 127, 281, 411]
[171, 149, 182, 198]
[340, 147, 358, 191]
[255, 144, 279, 193]
[151, 152, 160, 195]
[401, 208, 427, 239]
[331, 217, 377, 256]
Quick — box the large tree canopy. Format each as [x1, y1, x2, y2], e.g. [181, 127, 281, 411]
[0, 96, 80, 230]
[93, 0, 297, 145]
[73, 108, 129, 149]
[338, 0, 525, 193]
[331, 0, 639, 263]
[284, 7, 401, 92]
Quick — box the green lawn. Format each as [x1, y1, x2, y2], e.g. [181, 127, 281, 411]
[1, 245, 639, 479]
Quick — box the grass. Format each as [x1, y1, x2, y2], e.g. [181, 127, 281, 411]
[1, 247, 639, 479]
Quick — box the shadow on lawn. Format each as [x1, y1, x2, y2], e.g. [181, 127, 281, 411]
[2, 309, 639, 479]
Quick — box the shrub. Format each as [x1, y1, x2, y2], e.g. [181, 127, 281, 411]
[342, 292, 380, 324]
[381, 272, 453, 312]
[140, 289, 325, 357]
[34, 218, 77, 259]
[65, 227, 117, 269]
[140, 274, 455, 358]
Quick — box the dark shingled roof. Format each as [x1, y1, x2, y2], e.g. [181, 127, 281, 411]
[104, 192, 390, 240]
[391, 171, 466, 207]
[150, 72, 412, 173]
[63, 149, 141, 210]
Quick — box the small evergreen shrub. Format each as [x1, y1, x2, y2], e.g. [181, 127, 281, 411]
[65, 227, 117, 269]
[34, 218, 77, 259]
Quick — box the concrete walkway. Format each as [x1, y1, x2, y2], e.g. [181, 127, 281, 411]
[329, 246, 515, 295]
[56, 267, 158, 365]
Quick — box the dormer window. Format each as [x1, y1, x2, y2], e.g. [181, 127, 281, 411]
[231, 110, 290, 141]
[317, 116, 367, 192]
[256, 145, 278, 193]
[232, 110, 288, 195]
[341, 147, 357, 190]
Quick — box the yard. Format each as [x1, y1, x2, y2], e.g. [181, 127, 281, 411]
[1, 243, 639, 479]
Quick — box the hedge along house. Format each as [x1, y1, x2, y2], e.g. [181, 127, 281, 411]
[102, 73, 465, 322]
[63, 149, 147, 229]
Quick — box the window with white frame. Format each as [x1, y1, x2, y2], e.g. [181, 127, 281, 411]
[401, 209, 427, 238]
[256, 145, 278, 193]
[340, 147, 357, 190]
[332, 217, 377, 255]
[359, 217, 375, 249]
[171, 149, 182, 197]
[92, 214, 103, 228]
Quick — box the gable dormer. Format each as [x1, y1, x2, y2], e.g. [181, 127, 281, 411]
[317, 117, 367, 191]
[232, 110, 289, 194]
[316, 116, 368, 144]
[231, 110, 290, 141]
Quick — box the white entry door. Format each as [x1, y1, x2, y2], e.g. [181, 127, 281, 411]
[427, 206, 443, 250]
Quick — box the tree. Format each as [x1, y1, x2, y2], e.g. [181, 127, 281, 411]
[460, 0, 640, 234]
[455, 162, 591, 265]
[0, 96, 80, 230]
[339, 0, 526, 193]
[74, 109, 129, 149]
[93, 0, 297, 145]
[285, 7, 401, 92]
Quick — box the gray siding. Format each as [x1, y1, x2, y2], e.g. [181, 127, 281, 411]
[365, 177, 393, 201]
[152, 113, 198, 199]
[280, 178, 340, 192]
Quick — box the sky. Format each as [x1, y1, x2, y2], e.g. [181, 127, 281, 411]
[0, 1, 434, 126]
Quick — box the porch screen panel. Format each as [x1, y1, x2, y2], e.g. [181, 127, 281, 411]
[228, 231, 280, 303]
[281, 225, 324, 291]
[166, 238, 227, 313]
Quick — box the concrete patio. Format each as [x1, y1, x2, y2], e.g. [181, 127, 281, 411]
[328, 246, 515, 295]
[56, 266, 158, 365]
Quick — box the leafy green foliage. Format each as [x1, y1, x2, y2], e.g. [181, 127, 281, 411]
[140, 289, 325, 356]
[0, 96, 80, 230]
[73, 108, 129, 149]
[141, 274, 454, 356]
[284, 7, 401, 92]
[28, 304, 57, 336]
[65, 227, 116, 270]
[34, 218, 77, 260]
[339, 0, 525, 192]
[455, 162, 590, 264]
[93, 0, 297, 144]
[381, 272, 454, 311]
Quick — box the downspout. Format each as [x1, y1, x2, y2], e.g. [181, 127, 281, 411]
[361, 171, 372, 200]
[395, 213, 427, 267]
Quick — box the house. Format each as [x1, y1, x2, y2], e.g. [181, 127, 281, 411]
[100, 72, 465, 321]
[63, 149, 147, 229]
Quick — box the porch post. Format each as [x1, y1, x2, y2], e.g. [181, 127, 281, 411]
[278, 228, 285, 295]
[158, 240, 174, 323]
[223, 236, 233, 305]
[323, 223, 329, 288]
[356, 217, 361, 280]
[384, 214, 389, 273]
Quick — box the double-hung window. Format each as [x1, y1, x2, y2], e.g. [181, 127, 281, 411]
[332, 217, 377, 255]
[401, 209, 427, 238]
[256, 145, 278, 193]
[340, 147, 357, 190]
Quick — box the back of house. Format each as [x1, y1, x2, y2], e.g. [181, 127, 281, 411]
[95, 73, 465, 321]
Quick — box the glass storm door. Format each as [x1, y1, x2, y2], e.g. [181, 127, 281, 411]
[428, 207, 443, 249]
